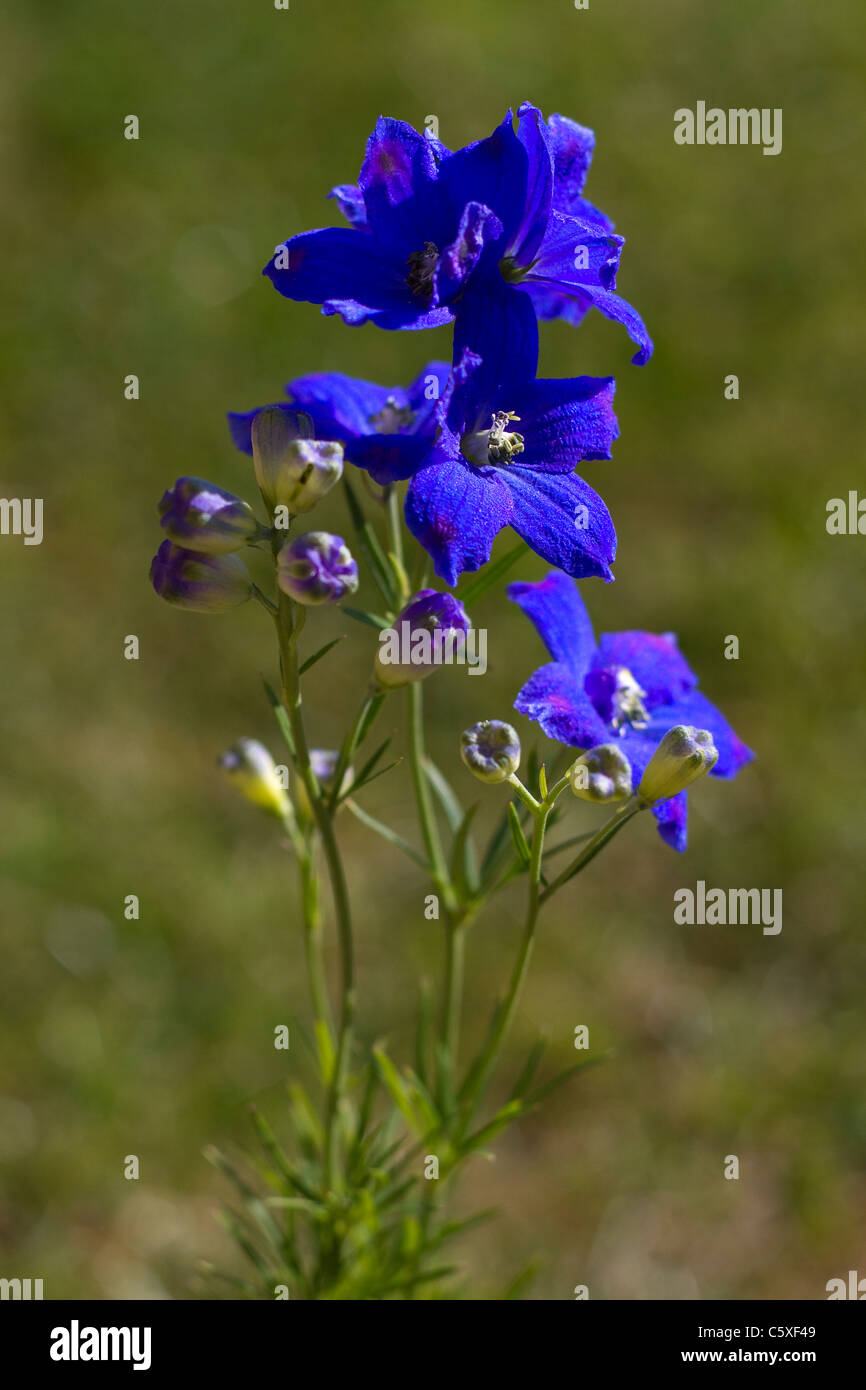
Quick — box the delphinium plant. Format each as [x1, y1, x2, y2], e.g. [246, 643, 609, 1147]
[150, 104, 753, 1300]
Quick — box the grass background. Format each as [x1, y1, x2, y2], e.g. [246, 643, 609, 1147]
[1, 0, 864, 1299]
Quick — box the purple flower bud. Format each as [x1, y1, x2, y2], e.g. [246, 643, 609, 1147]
[277, 532, 359, 605]
[374, 589, 472, 689]
[251, 409, 343, 514]
[158, 477, 262, 553]
[460, 720, 521, 784]
[150, 539, 253, 612]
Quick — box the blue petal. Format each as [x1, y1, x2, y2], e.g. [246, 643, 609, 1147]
[513, 661, 609, 748]
[357, 117, 449, 256]
[591, 631, 698, 709]
[507, 570, 597, 673]
[404, 451, 512, 585]
[406, 360, 450, 433]
[436, 201, 504, 304]
[441, 108, 550, 258]
[525, 210, 654, 364]
[657, 689, 755, 779]
[264, 226, 414, 324]
[347, 434, 431, 485]
[499, 468, 617, 581]
[328, 184, 367, 228]
[529, 209, 623, 293]
[654, 793, 688, 851]
[286, 371, 399, 437]
[227, 404, 311, 456]
[547, 113, 596, 209]
[451, 281, 539, 422]
[502, 375, 618, 470]
[568, 285, 654, 366]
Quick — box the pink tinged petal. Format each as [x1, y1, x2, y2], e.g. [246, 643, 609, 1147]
[405, 453, 513, 586]
[507, 570, 598, 674]
[513, 662, 610, 748]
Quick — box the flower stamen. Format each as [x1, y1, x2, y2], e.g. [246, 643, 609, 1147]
[610, 667, 650, 734]
[405, 242, 439, 300]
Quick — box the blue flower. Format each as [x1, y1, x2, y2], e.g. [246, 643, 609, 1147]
[262, 103, 652, 364]
[228, 361, 449, 486]
[404, 289, 620, 585]
[508, 571, 754, 850]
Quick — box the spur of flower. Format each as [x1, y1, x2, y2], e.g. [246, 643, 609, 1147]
[263, 102, 652, 364]
[508, 571, 754, 849]
[228, 361, 449, 486]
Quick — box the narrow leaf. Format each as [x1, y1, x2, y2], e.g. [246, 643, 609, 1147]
[507, 802, 531, 865]
[423, 757, 463, 834]
[456, 540, 527, 608]
[298, 635, 345, 675]
[345, 799, 428, 868]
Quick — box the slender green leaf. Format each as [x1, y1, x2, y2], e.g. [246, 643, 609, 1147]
[524, 1053, 608, 1108]
[507, 802, 531, 865]
[345, 800, 428, 868]
[456, 540, 527, 608]
[262, 677, 295, 756]
[341, 605, 391, 631]
[343, 475, 395, 604]
[373, 1045, 422, 1136]
[422, 757, 464, 834]
[508, 1036, 549, 1102]
[298, 635, 345, 675]
[343, 736, 392, 797]
[450, 803, 480, 899]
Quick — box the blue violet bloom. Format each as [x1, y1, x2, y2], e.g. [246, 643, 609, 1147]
[508, 571, 754, 850]
[229, 361, 449, 486]
[263, 103, 652, 365]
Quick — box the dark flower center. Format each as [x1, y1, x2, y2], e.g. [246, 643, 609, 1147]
[368, 396, 415, 434]
[406, 242, 439, 300]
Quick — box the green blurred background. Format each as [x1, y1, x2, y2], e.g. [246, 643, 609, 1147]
[2, 0, 864, 1299]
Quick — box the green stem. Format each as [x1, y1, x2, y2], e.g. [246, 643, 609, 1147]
[539, 800, 640, 904]
[297, 839, 334, 1041]
[457, 801, 550, 1129]
[406, 681, 456, 915]
[276, 592, 355, 1193]
[441, 920, 465, 1061]
[327, 688, 384, 814]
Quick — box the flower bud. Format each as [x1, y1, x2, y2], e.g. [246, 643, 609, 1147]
[569, 743, 633, 803]
[277, 532, 359, 605]
[310, 749, 352, 796]
[150, 540, 253, 611]
[637, 725, 719, 806]
[158, 477, 263, 553]
[460, 720, 521, 784]
[218, 738, 290, 819]
[374, 589, 472, 690]
[251, 408, 343, 514]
